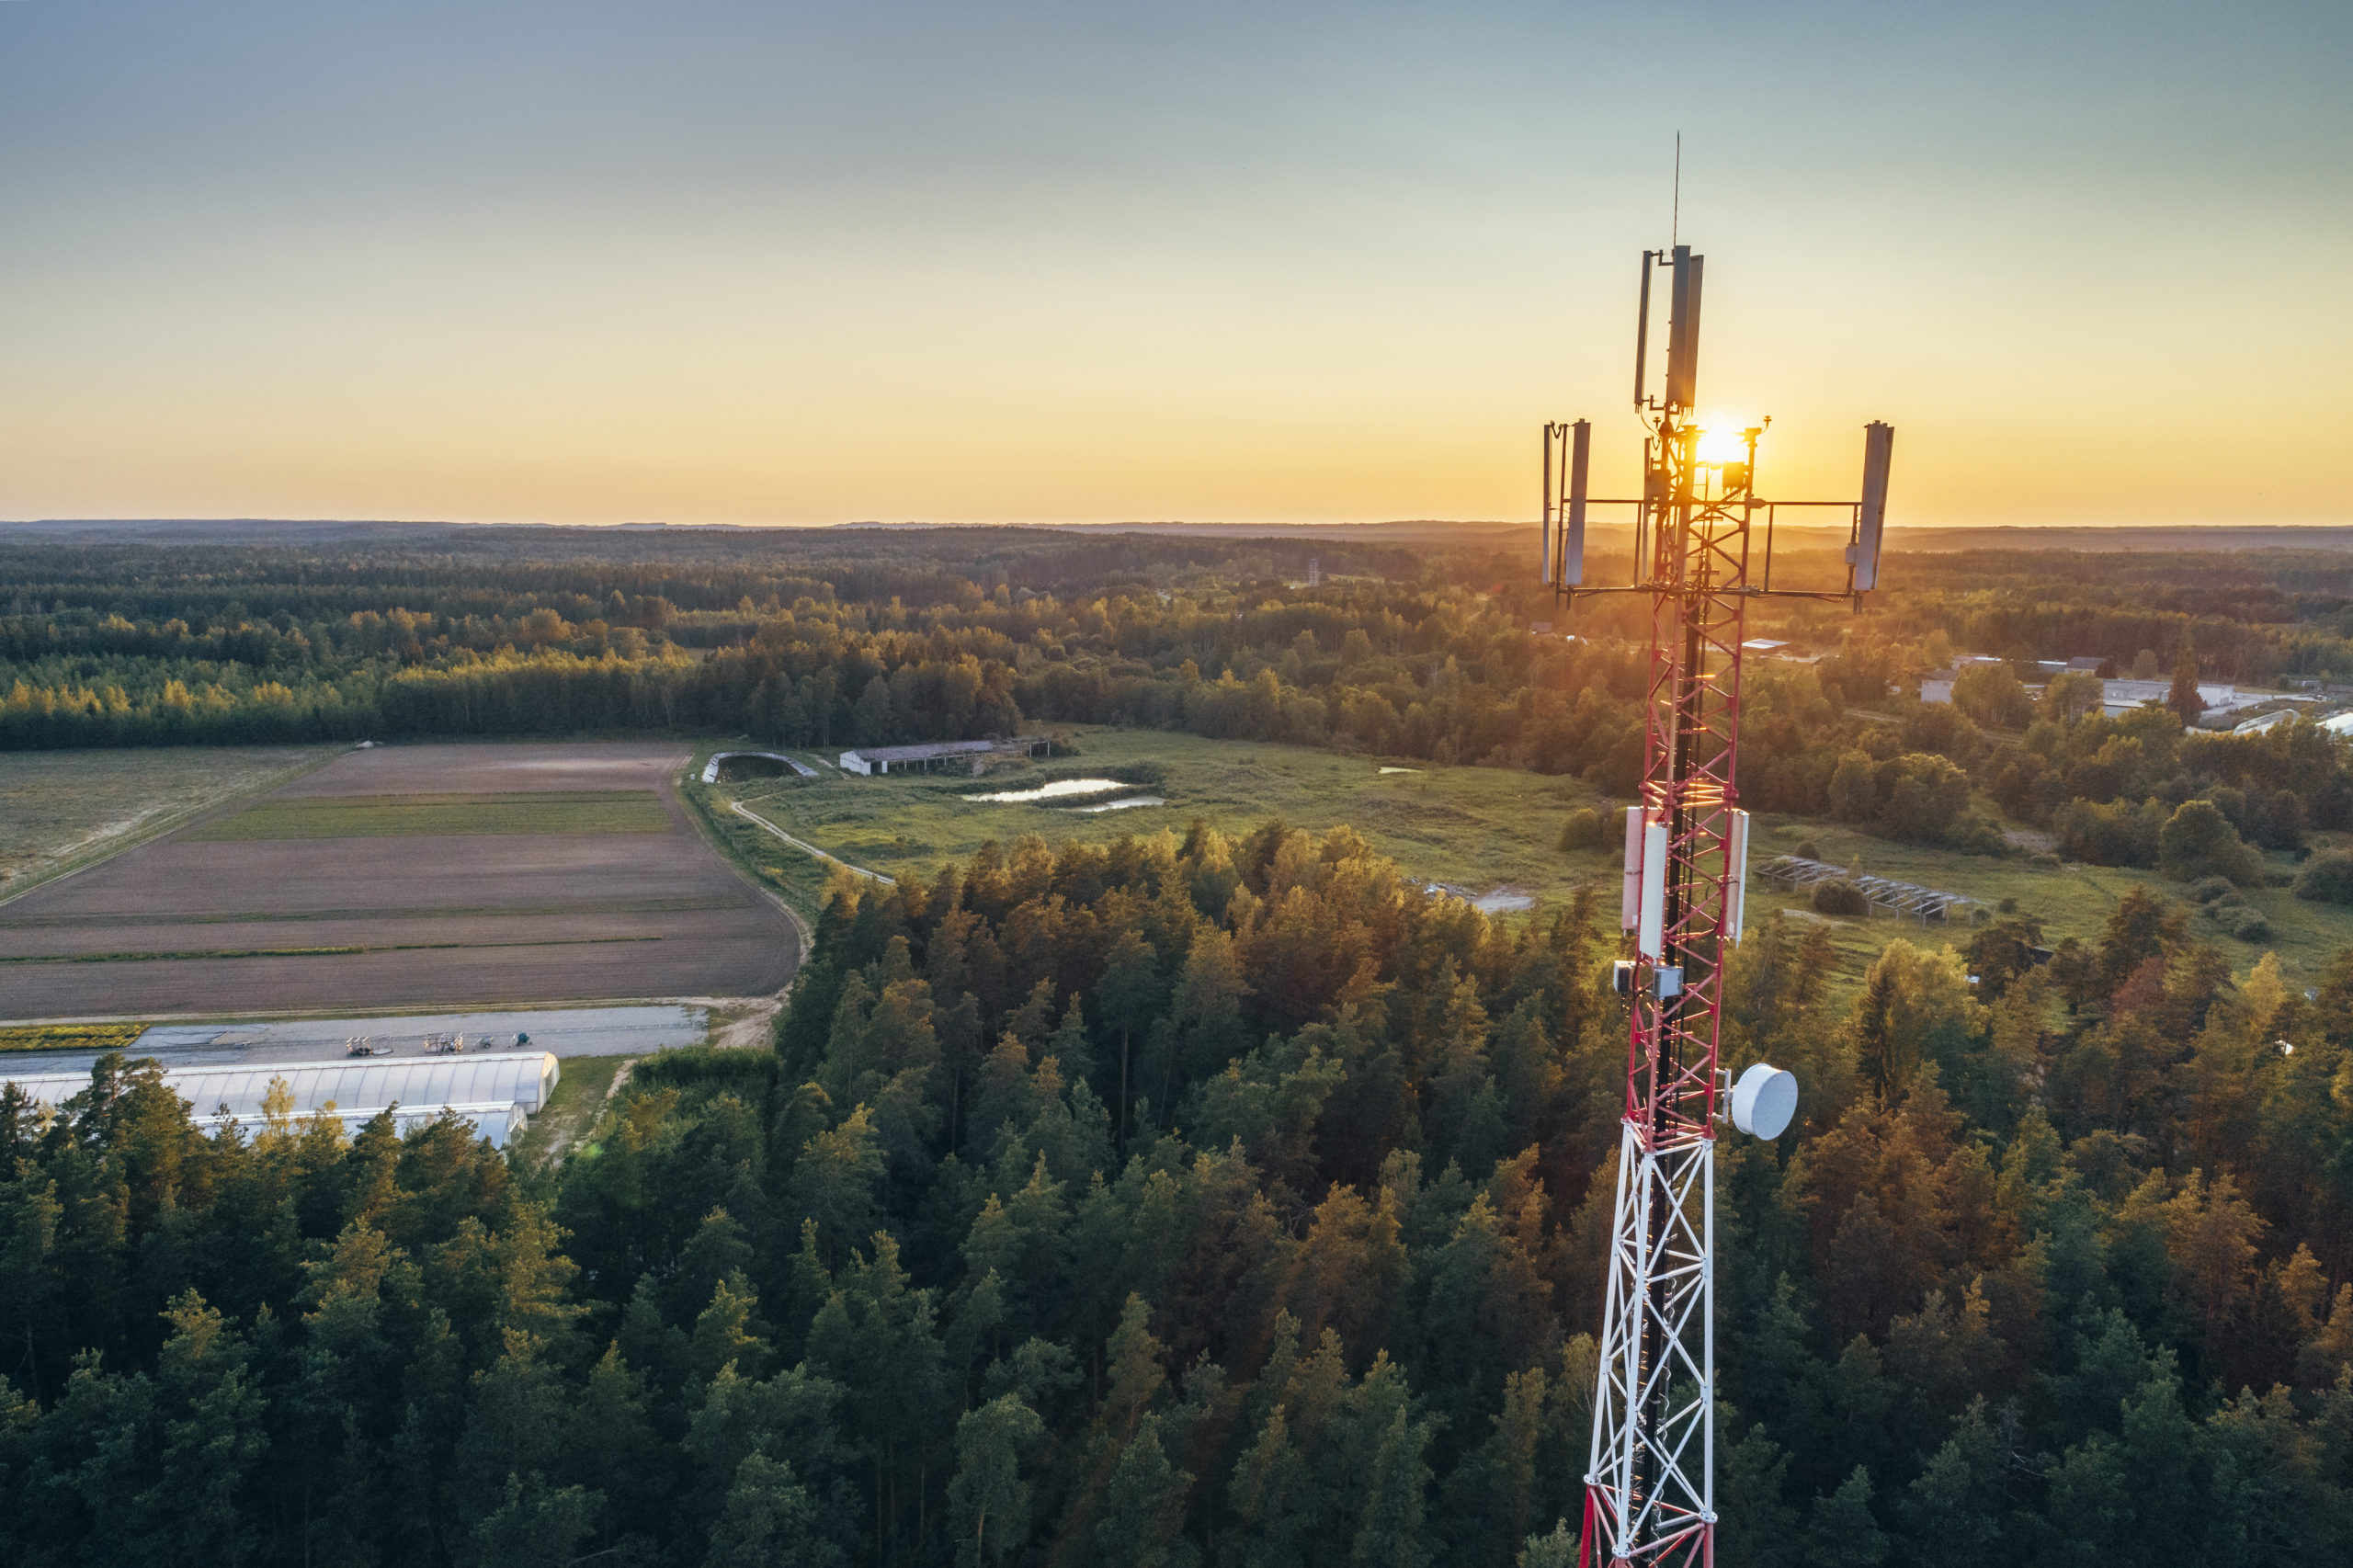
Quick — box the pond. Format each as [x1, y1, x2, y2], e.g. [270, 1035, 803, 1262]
[967, 778, 1128, 803]
[1067, 796, 1165, 813]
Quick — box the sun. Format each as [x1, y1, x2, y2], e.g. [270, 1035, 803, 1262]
[1692, 421, 1755, 467]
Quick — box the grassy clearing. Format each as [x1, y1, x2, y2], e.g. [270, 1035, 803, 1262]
[0, 1021, 149, 1052]
[698, 800, 839, 915]
[191, 790, 669, 840]
[1725, 814, 2353, 992]
[510, 1054, 633, 1172]
[684, 729, 1597, 916]
[684, 730, 2353, 996]
[0, 745, 337, 897]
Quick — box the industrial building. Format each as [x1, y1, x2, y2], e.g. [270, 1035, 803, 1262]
[1918, 660, 2309, 723]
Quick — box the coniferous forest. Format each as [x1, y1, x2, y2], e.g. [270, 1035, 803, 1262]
[6, 826, 2353, 1565]
[6, 525, 2353, 1563]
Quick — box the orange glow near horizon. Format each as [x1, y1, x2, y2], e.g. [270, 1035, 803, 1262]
[0, 5, 2345, 530]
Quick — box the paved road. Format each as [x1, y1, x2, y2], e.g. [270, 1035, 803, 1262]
[3, 1004, 707, 1078]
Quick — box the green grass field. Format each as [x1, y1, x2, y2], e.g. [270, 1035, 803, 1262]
[0, 745, 336, 896]
[510, 1054, 634, 1173]
[1729, 814, 2353, 991]
[687, 729, 1599, 916]
[191, 790, 670, 840]
[684, 728, 2353, 996]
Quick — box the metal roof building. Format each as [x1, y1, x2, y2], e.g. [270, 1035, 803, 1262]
[837, 737, 1049, 775]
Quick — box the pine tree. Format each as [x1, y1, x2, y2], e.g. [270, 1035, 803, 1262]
[1095, 928, 1163, 1156]
[460, 1475, 599, 1568]
[702, 1451, 837, 1568]
[2167, 649, 2204, 726]
[948, 1393, 1044, 1567]
[1094, 1415, 1196, 1568]
[148, 1291, 269, 1568]
[689, 1273, 772, 1384]
[1351, 1402, 1435, 1568]
[1227, 1403, 1312, 1568]
[1801, 1466, 1888, 1568]
[1716, 1420, 1800, 1568]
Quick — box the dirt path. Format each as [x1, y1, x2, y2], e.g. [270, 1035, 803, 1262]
[727, 799, 896, 885]
[670, 993, 787, 1050]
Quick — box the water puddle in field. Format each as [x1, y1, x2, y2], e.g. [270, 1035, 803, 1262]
[969, 778, 1126, 803]
[1378, 767, 1422, 775]
[1420, 881, 1536, 914]
[1067, 796, 1165, 813]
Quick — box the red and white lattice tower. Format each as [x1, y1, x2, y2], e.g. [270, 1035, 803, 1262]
[1540, 244, 1892, 1568]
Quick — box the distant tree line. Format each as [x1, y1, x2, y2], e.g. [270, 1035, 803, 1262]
[0, 533, 1850, 810]
[1869, 548, 2353, 688]
[6, 531, 2353, 879]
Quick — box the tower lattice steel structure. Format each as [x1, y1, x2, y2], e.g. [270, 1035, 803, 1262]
[1541, 244, 1893, 1568]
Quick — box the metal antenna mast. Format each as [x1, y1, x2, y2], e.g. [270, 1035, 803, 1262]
[1540, 242, 1894, 1568]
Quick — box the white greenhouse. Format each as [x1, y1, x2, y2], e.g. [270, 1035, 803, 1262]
[189, 1100, 529, 1148]
[1, 1051, 561, 1150]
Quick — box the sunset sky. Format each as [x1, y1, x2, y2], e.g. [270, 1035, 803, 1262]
[2, 1, 2347, 529]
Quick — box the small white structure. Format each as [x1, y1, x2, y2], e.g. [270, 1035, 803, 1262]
[1739, 639, 1824, 667]
[1920, 655, 2006, 705]
[837, 738, 1049, 776]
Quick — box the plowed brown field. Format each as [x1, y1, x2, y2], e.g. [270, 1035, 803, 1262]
[0, 743, 799, 1017]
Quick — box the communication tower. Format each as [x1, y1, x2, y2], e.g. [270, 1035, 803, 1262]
[1543, 244, 1893, 1567]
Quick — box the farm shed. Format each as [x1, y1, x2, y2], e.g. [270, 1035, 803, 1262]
[837, 737, 1049, 776]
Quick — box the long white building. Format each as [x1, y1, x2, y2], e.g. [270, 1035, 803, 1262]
[3, 1051, 561, 1149]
